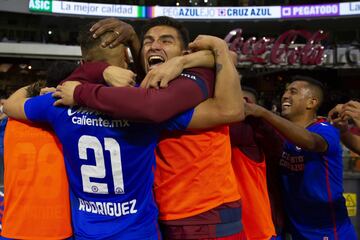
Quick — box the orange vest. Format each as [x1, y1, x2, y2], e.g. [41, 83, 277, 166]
[232, 147, 276, 240]
[1, 119, 72, 239]
[154, 126, 240, 220]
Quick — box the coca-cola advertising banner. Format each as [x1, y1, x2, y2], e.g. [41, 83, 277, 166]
[225, 29, 360, 68]
[225, 29, 327, 66]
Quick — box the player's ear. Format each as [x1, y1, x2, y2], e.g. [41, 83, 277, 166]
[306, 97, 318, 110]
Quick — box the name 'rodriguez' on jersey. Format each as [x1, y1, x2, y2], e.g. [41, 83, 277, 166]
[24, 93, 194, 240]
[78, 198, 137, 217]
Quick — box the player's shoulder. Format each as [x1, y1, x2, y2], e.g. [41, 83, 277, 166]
[309, 119, 340, 143]
[25, 93, 61, 116]
[30, 92, 55, 103]
[310, 118, 337, 131]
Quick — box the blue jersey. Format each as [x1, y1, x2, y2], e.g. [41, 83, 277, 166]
[24, 94, 194, 240]
[280, 120, 356, 240]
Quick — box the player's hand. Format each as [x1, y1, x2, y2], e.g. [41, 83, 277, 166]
[52, 81, 81, 107]
[40, 87, 56, 95]
[341, 100, 360, 128]
[328, 103, 349, 133]
[189, 35, 227, 52]
[328, 103, 343, 122]
[140, 56, 184, 89]
[90, 18, 137, 48]
[103, 66, 136, 87]
[244, 102, 266, 118]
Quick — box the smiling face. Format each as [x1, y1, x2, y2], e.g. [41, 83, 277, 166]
[141, 25, 184, 73]
[281, 81, 314, 120]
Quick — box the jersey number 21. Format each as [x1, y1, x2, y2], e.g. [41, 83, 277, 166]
[79, 135, 124, 194]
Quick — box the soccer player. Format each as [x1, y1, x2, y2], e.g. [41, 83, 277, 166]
[244, 76, 356, 240]
[329, 100, 360, 155]
[54, 17, 244, 239]
[3, 24, 243, 240]
[0, 62, 77, 239]
[230, 86, 283, 240]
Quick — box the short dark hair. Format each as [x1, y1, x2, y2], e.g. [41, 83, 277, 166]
[291, 75, 324, 108]
[26, 80, 47, 98]
[77, 21, 103, 56]
[242, 86, 259, 101]
[291, 75, 324, 90]
[141, 16, 189, 48]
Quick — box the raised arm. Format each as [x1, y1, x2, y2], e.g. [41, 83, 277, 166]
[186, 35, 244, 129]
[245, 102, 327, 152]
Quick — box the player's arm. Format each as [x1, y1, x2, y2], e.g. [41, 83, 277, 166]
[54, 49, 216, 123]
[54, 66, 213, 123]
[61, 61, 110, 84]
[341, 131, 360, 155]
[141, 50, 214, 89]
[245, 102, 328, 152]
[3, 86, 29, 120]
[250, 117, 285, 163]
[248, 117, 284, 147]
[186, 35, 244, 129]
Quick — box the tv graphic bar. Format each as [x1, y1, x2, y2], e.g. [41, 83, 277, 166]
[28, 0, 360, 19]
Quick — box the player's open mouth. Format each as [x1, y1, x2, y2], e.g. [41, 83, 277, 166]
[282, 102, 291, 110]
[148, 55, 165, 70]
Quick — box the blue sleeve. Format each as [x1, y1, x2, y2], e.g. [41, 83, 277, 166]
[162, 108, 194, 131]
[312, 122, 340, 155]
[24, 93, 57, 124]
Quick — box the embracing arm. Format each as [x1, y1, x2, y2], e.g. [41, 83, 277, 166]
[246, 102, 327, 152]
[182, 50, 214, 69]
[3, 86, 29, 120]
[73, 68, 213, 123]
[187, 35, 244, 129]
[140, 50, 214, 89]
[62, 61, 109, 84]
